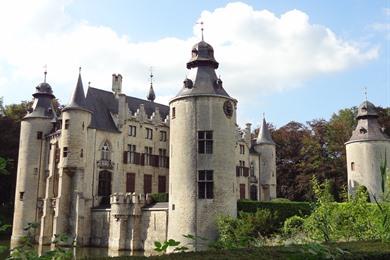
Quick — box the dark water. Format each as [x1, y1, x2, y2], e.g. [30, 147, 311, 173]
[0, 240, 152, 259]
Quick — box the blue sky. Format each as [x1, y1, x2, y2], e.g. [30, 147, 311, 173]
[0, 0, 389, 128]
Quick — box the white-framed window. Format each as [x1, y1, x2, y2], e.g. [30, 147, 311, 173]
[160, 131, 167, 142]
[128, 125, 136, 137]
[145, 128, 153, 140]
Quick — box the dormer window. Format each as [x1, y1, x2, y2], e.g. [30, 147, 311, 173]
[359, 127, 367, 134]
[101, 141, 111, 160]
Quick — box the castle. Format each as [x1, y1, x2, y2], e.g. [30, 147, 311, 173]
[11, 39, 277, 251]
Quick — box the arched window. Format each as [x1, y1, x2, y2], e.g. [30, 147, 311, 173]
[101, 141, 111, 160]
[250, 185, 258, 201]
[98, 171, 112, 206]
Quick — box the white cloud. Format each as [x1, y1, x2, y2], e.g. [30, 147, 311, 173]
[0, 1, 378, 110]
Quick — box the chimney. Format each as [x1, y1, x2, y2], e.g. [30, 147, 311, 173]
[112, 74, 122, 95]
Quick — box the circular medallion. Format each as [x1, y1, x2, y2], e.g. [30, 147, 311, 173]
[223, 100, 233, 118]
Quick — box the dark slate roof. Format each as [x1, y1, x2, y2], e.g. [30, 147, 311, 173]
[24, 82, 56, 119]
[172, 40, 230, 101]
[85, 87, 169, 133]
[347, 101, 389, 143]
[357, 100, 378, 119]
[63, 74, 89, 112]
[256, 118, 275, 145]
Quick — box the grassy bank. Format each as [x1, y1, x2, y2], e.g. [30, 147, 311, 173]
[81, 241, 390, 260]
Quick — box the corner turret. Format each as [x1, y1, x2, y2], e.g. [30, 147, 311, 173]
[346, 100, 390, 201]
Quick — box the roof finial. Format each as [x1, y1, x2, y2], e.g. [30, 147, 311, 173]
[150, 66, 154, 86]
[263, 112, 265, 119]
[197, 21, 204, 41]
[364, 86, 368, 101]
[43, 64, 47, 83]
[79, 66, 82, 74]
[88, 81, 91, 87]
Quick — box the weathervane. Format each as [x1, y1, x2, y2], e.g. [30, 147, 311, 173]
[197, 21, 204, 41]
[79, 66, 82, 74]
[43, 64, 47, 83]
[364, 86, 368, 101]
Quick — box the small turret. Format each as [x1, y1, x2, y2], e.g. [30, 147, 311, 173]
[346, 100, 390, 201]
[253, 116, 276, 201]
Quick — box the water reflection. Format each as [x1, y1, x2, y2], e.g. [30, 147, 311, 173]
[2, 240, 159, 259]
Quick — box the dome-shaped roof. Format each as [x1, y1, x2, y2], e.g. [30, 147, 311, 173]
[186, 40, 219, 69]
[357, 100, 378, 119]
[33, 82, 54, 98]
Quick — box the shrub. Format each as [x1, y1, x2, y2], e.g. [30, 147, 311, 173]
[238, 200, 312, 229]
[283, 215, 304, 236]
[215, 209, 277, 249]
[150, 193, 169, 203]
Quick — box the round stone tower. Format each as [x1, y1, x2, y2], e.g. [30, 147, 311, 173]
[11, 77, 57, 247]
[254, 117, 277, 201]
[52, 72, 91, 244]
[168, 40, 237, 250]
[346, 101, 390, 201]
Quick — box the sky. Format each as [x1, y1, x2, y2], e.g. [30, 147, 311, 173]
[0, 0, 389, 129]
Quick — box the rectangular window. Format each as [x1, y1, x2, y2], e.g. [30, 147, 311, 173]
[172, 107, 176, 119]
[351, 162, 355, 171]
[160, 131, 167, 142]
[158, 176, 166, 193]
[63, 147, 68, 158]
[64, 119, 70, 130]
[198, 170, 213, 199]
[144, 146, 152, 165]
[37, 131, 43, 140]
[144, 174, 152, 194]
[128, 144, 136, 164]
[198, 131, 213, 154]
[128, 125, 136, 137]
[145, 128, 153, 140]
[158, 148, 168, 167]
[126, 173, 135, 193]
[240, 144, 245, 154]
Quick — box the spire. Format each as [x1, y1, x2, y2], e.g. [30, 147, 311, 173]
[256, 116, 275, 145]
[147, 68, 156, 102]
[63, 68, 88, 111]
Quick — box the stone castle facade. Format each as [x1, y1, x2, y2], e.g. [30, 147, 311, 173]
[11, 39, 277, 251]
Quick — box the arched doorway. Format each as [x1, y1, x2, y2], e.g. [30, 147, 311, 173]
[250, 185, 258, 201]
[98, 170, 112, 206]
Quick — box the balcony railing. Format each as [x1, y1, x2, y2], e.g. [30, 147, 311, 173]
[97, 159, 115, 170]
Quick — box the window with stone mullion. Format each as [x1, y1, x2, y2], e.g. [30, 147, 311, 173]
[198, 131, 213, 154]
[198, 170, 213, 199]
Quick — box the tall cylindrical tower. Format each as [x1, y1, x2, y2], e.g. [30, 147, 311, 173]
[52, 72, 91, 245]
[168, 40, 237, 250]
[254, 118, 277, 201]
[345, 101, 390, 201]
[11, 79, 56, 247]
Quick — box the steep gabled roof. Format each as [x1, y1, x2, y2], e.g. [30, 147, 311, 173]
[85, 87, 169, 133]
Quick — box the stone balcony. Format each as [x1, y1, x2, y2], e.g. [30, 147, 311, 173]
[97, 159, 115, 170]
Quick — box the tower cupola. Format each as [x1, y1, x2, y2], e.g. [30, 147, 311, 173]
[146, 69, 156, 102]
[186, 41, 219, 69]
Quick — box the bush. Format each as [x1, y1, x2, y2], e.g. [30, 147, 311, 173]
[150, 193, 169, 203]
[283, 215, 304, 236]
[238, 200, 312, 229]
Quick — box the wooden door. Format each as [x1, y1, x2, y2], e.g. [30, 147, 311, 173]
[158, 176, 166, 193]
[240, 184, 246, 200]
[126, 173, 135, 193]
[144, 174, 152, 194]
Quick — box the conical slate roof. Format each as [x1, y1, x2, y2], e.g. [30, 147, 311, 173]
[147, 84, 156, 102]
[63, 73, 89, 112]
[256, 118, 275, 145]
